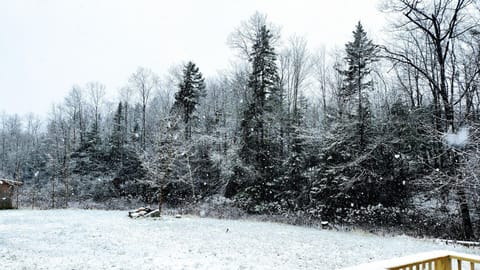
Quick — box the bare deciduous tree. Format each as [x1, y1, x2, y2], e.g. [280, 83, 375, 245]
[383, 0, 475, 131]
[279, 35, 312, 120]
[129, 67, 160, 150]
[383, 0, 478, 239]
[65, 86, 86, 146]
[86, 81, 106, 130]
[228, 11, 281, 59]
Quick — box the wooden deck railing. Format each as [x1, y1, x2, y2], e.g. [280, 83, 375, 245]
[340, 251, 480, 270]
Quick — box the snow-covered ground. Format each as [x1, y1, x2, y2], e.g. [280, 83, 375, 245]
[0, 210, 477, 270]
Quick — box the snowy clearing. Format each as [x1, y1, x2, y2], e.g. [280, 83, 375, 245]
[0, 210, 477, 270]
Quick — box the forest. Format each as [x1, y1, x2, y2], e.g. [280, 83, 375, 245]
[2, 0, 480, 240]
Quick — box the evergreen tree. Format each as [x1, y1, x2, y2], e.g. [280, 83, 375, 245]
[79, 121, 102, 156]
[309, 22, 380, 220]
[172, 61, 206, 140]
[339, 21, 377, 149]
[275, 94, 309, 210]
[240, 25, 283, 209]
[110, 102, 125, 161]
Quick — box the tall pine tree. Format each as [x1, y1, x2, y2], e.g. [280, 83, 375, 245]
[340, 21, 377, 149]
[310, 22, 380, 219]
[110, 102, 125, 162]
[172, 61, 206, 140]
[240, 25, 283, 208]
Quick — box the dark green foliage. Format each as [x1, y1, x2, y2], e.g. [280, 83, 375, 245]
[68, 102, 146, 201]
[190, 136, 222, 198]
[72, 121, 106, 174]
[383, 102, 437, 179]
[172, 61, 206, 140]
[308, 100, 443, 224]
[79, 121, 102, 155]
[109, 102, 125, 162]
[308, 23, 412, 222]
[272, 96, 310, 211]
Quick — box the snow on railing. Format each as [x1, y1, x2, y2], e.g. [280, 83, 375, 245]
[340, 251, 480, 270]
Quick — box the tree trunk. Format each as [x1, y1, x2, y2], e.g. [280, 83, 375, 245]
[32, 177, 36, 209]
[454, 151, 475, 240]
[63, 134, 70, 208]
[358, 67, 364, 149]
[51, 177, 55, 209]
[158, 186, 163, 215]
[142, 103, 147, 150]
[457, 186, 475, 239]
[187, 155, 195, 200]
[15, 186, 19, 209]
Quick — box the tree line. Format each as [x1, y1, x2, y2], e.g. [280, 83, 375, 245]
[2, 0, 480, 240]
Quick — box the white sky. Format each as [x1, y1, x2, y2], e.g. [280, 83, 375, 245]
[0, 0, 386, 117]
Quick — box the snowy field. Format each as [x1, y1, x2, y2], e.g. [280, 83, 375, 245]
[0, 210, 478, 270]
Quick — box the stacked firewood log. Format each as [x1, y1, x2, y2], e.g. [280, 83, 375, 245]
[128, 207, 160, 218]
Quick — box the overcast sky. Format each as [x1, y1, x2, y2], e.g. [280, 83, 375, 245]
[0, 0, 385, 117]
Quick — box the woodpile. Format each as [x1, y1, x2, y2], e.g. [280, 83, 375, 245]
[128, 207, 160, 218]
